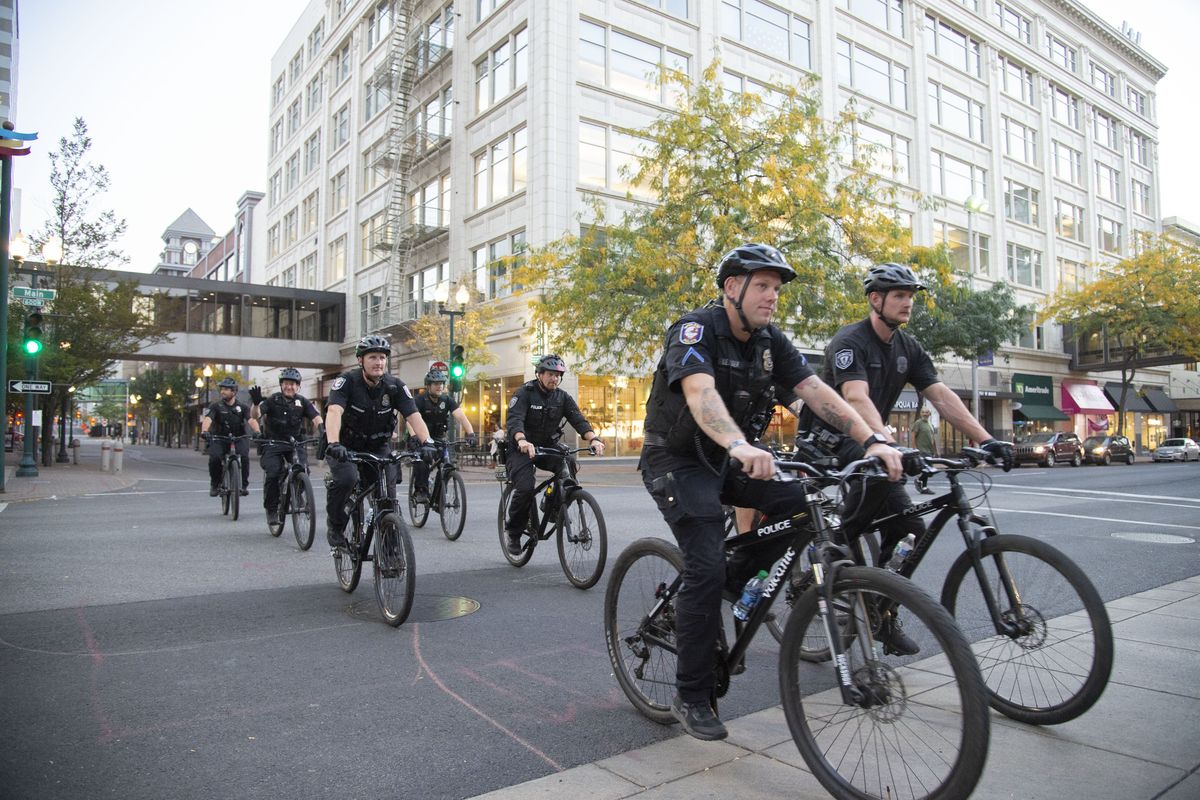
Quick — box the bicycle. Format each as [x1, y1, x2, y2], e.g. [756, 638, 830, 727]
[330, 449, 420, 627]
[208, 434, 251, 521]
[261, 436, 318, 550]
[496, 445, 608, 589]
[407, 439, 469, 541]
[605, 455, 990, 800]
[828, 448, 1113, 726]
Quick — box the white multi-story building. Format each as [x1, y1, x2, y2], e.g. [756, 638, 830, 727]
[266, 0, 1182, 453]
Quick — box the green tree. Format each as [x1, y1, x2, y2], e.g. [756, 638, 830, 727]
[401, 298, 499, 375]
[515, 62, 920, 373]
[1039, 235, 1200, 433]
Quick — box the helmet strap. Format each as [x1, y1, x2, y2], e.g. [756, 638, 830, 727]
[729, 275, 759, 336]
[870, 292, 903, 330]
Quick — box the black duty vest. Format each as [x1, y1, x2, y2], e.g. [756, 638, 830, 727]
[261, 392, 310, 439]
[209, 400, 247, 436]
[417, 393, 452, 439]
[340, 373, 406, 451]
[517, 381, 568, 446]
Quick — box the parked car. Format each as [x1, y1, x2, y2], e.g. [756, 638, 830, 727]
[1152, 438, 1200, 462]
[1082, 434, 1135, 466]
[1013, 432, 1084, 467]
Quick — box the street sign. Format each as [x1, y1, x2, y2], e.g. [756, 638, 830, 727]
[10, 287, 57, 304]
[8, 380, 52, 394]
[977, 350, 994, 367]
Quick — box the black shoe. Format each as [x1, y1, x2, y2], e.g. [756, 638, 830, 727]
[209, 485, 219, 497]
[505, 530, 523, 556]
[876, 611, 921, 656]
[240, 487, 250, 497]
[670, 694, 728, 741]
[327, 519, 347, 549]
[267, 511, 281, 527]
[917, 486, 935, 495]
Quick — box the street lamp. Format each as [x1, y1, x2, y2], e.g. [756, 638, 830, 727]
[10, 231, 28, 261]
[965, 194, 989, 423]
[42, 235, 63, 264]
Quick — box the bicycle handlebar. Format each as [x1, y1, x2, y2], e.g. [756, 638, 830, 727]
[346, 449, 419, 465]
[207, 433, 253, 442]
[529, 445, 598, 457]
[259, 436, 320, 448]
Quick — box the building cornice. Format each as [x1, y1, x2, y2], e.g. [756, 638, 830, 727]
[1051, 0, 1168, 80]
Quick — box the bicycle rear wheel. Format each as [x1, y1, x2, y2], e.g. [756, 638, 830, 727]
[941, 532, 1113, 725]
[557, 489, 607, 589]
[228, 460, 241, 521]
[780, 567, 990, 800]
[407, 464, 430, 528]
[291, 472, 316, 551]
[373, 513, 416, 626]
[497, 484, 534, 566]
[604, 538, 684, 724]
[439, 469, 467, 541]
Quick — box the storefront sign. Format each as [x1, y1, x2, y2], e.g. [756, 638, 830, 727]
[1012, 373, 1053, 403]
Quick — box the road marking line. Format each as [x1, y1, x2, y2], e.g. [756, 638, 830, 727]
[1008, 491, 1200, 511]
[0, 503, 7, 514]
[992, 507, 1200, 531]
[991, 484, 1200, 504]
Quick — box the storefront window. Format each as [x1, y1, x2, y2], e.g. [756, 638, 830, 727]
[577, 375, 652, 455]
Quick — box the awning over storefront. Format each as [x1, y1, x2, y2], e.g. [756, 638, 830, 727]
[1142, 386, 1178, 413]
[1013, 405, 1070, 421]
[1103, 382, 1153, 412]
[1061, 382, 1116, 414]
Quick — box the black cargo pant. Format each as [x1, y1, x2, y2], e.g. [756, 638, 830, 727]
[840, 478, 926, 565]
[503, 446, 572, 533]
[261, 445, 307, 512]
[325, 445, 394, 536]
[208, 437, 250, 489]
[639, 446, 813, 705]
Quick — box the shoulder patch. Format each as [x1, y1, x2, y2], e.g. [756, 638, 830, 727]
[679, 321, 703, 345]
[508, 395, 519, 409]
[331, 377, 346, 391]
[835, 349, 854, 370]
[403, 385, 413, 398]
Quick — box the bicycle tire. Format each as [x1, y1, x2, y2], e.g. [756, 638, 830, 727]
[604, 538, 685, 724]
[373, 513, 416, 626]
[439, 469, 467, 541]
[940, 532, 1113, 725]
[780, 567, 990, 800]
[556, 489, 607, 589]
[268, 477, 286, 537]
[334, 513, 363, 593]
[291, 472, 316, 551]
[228, 460, 241, 521]
[220, 463, 231, 516]
[497, 484, 534, 567]
[407, 464, 430, 528]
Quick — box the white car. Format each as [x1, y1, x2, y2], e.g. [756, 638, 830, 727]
[1152, 438, 1200, 462]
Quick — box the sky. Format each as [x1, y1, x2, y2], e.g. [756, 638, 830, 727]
[11, 0, 1200, 273]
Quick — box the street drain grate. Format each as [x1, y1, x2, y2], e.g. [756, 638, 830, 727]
[348, 594, 481, 622]
[1110, 532, 1195, 544]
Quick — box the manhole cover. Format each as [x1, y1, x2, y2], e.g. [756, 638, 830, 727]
[348, 594, 480, 622]
[1110, 532, 1195, 544]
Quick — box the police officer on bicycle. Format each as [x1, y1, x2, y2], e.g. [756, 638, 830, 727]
[200, 377, 261, 497]
[323, 336, 435, 549]
[249, 368, 323, 527]
[796, 262, 1014, 652]
[408, 368, 477, 503]
[503, 355, 604, 555]
[640, 243, 903, 741]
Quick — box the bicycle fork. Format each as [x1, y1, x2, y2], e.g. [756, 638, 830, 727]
[956, 511, 1026, 639]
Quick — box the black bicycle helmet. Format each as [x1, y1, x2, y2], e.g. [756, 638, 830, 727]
[217, 377, 238, 389]
[863, 262, 926, 295]
[425, 369, 449, 385]
[355, 335, 391, 357]
[279, 367, 302, 384]
[535, 354, 567, 374]
[715, 243, 797, 290]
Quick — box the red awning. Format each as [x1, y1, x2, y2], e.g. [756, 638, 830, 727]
[1061, 382, 1115, 414]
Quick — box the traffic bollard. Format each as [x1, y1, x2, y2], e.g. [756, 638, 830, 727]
[70, 440, 80, 465]
[112, 441, 124, 473]
[100, 440, 112, 472]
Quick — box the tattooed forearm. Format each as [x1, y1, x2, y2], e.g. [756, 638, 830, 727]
[818, 402, 854, 434]
[699, 387, 741, 436]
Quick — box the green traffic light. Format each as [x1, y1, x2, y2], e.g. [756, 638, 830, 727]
[449, 363, 465, 378]
[23, 339, 43, 355]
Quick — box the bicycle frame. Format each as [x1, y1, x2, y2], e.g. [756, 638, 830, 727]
[210, 435, 250, 491]
[506, 447, 585, 541]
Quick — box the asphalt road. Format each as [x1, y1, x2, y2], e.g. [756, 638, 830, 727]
[1, 445, 1197, 799]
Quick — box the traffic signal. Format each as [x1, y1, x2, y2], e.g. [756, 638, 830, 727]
[22, 311, 44, 356]
[449, 345, 465, 391]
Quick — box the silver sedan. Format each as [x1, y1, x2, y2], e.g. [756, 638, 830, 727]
[1152, 438, 1200, 462]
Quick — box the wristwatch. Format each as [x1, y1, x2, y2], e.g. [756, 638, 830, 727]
[860, 433, 890, 450]
[726, 438, 748, 453]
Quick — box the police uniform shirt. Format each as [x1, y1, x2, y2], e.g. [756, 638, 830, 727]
[800, 318, 939, 434]
[258, 392, 320, 440]
[204, 398, 250, 436]
[505, 381, 593, 447]
[414, 391, 459, 440]
[327, 369, 418, 450]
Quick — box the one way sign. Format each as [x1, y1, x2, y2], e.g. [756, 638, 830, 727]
[8, 380, 52, 394]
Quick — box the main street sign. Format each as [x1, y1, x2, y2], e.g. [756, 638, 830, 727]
[10, 287, 57, 305]
[8, 380, 52, 394]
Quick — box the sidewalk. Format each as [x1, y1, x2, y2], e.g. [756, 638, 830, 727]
[2, 438, 159, 502]
[470, 575, 1200, 800]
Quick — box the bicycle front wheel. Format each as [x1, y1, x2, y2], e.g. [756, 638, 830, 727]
[557, 490, 607, 589]
[373, 513, 416, 627]
[220, 466, 232, 516]
[941, 532, 1113, 725]
[497, 484, 534, 567]
[334, 514, 363, 593]
[228, 460, 241, 521]
[439, 470, 467, 541]
[780, 567, 990, 800]
[407, 464, 430, 528]
[291, 472, 316, 551]
[604, 538, 684, 724]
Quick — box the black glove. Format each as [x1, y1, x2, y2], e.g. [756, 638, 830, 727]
[248, 385, 264, 405]
[327, 443, 348, 462]
[466, 433, 477, 448]
[980, 438, 1014, 472]
[201, 431, 211, 442]
[420, 442, 438, 463]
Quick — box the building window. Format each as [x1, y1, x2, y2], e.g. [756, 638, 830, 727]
[418, 5, 455, 75]
[329, 235, 346, 282]
[268, 224, 281, 259]
[998, 56, 1035, 105]
[934, 222, 989, 275]
[333, 40, 351, 85]
[923, 15, 981, 76]
[836, 0, 904, 37]
[283, 208, 298, 247]
[330, 169, 349, 215]
[282, 266, 296, 288]
[1129, 130, 1152, 167]
[287, 99, 302, 137]
[477, 0, 501, 22]
[578, 121, 656, 198]
[272, 76, 285, 108]
[1050, 85, 1080, 130]
[1092, 110, 1119, 151]
[721, 0, 813, 68]
[837, 38, 908, 109]
[1095, 161, 1121, 202]
[299, 252, 316, 289]
[928, 81, 984, 142]
[1127, 86, 1149, 118]
[1052, 141, 1083, 185]
[1097, 215, 1122, 254]
[929, 150, 986, 200]
[1003, 179, 1039, 226]
[363, 71, 392, 121]
[289, 48, 304, 83]
[1045, 32, 1077, 72]
[365, 0, 393, 51]
[270, 120, 283, 156]
[473, 127, 527, 209]
[1131, 179, 1153, 217]
[1006, 242, 1042, 289]
[1054, 198, 1084, 242]
[360, 211, 388, 264]
[852, 121, 910, 182]
[418, 86, 453, 150]
[476, 27, 529, 113]
[307, 20, 325, 59]
[1059, 258, 1088, 291]
[1001, 116, 1037, 164]
[331, 103, 350, 149]
[580, 19, 691, 104]
[361, 137, 388, 194]
[1016, 324, 1045, 350]
[1090, 62, 1115, 97]
[472, 230, 526, 300]
[993, 1, 1031, 44]
[408, 174, 452, 227]
[638, 0, 689, 17]
[269, 170, 282, 207]
[285, 152, 300, 192]
[359, 290, 383, 334]
[305, 75, 323, 116]
[302, 191, 319, 235]
[303, 131, 321, 174]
